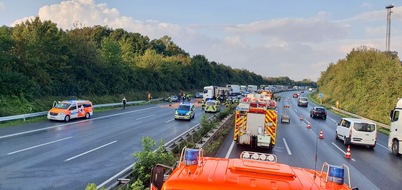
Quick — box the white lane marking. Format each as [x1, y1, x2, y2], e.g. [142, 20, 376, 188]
[64, 141, 117, 162]
[0, 107, 158, 140]
[283, 138, 292, 155]
[165, 119, 174, 123]
[226, 141, 235, 159]
[329, 117, 337, 124]
[377, 143, 389, 151]
[136, 114, 156, 120]
[332, 142, 356, 161]
[7, 137, 72, 155]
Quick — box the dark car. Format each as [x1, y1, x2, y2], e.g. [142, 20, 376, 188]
[310, 107, 327, 119]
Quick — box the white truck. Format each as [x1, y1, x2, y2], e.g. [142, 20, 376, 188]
[240, 85, 247, 92]
[388, 98, 402, 156]
[247, 85, 258, 92]
[226, 84, 241, 95]
[203, 86, 231, 102]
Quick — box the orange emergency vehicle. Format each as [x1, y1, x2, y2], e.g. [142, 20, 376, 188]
[150, 148, 356, 190]
[47, 100, 93, 122]
[234, 94, 278, 149]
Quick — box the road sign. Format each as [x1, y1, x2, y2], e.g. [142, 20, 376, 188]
[319, 92, 323, 98]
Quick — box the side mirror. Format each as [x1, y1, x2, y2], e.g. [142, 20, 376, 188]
[390, 110, 395, 121]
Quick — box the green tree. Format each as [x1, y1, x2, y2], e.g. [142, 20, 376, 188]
[131, 137, 176, 189]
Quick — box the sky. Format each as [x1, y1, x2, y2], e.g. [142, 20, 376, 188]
[0, 0, 401, 81]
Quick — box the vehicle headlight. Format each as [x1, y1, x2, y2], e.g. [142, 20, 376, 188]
[186, 112, 190, 115]
[59, 112, 65, 116]
[175, 111, 178, 114]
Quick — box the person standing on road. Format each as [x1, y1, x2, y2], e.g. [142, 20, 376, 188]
[122, 97, 127, 109]
[169, 96, 172, 106]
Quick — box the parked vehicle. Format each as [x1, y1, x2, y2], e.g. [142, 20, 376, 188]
[47, 100, 93, 122]
[310, 107, 327, 119]
[195, 92, 203, 98]
[388, 98, 402, 155]
[226, 84, 241, 95]
[336, 118, 377, 149]
[204, 100, 220, 113]
[164, 95, 179, 102]
[293, 93, 298, 98]
[174, 102, 195, 120]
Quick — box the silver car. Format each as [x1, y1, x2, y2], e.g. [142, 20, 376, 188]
[297, 97, 308, 107]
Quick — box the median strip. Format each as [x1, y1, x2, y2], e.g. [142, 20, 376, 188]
[64, 141, 117, 162]
[7, 136, 72, 155]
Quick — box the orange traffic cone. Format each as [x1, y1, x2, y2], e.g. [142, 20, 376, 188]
[300, 115, 303, 121]
[345, 145, 351, 159]
[319, 130, 323, 139]
[307, 120, 311, 129]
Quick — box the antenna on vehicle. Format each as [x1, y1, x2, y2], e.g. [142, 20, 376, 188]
[313, 120, 320, 179]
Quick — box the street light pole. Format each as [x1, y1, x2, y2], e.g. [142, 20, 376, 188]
[385, 4, 394, 52]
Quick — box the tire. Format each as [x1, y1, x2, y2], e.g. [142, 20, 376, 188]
[310, 114, 313, 118]
[368, 143, 375, 149]
[323, 116, 327, 120]
[392, 140, 400, 156]
[64, 115, 70, 122]
[85, 112, 90, 119]
[281, 119, 283, 123]
[335, 132, 339, 140]
[343, 137, 348, 145]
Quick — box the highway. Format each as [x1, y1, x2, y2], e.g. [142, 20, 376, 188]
[216, 91, 402, 190]
[1, 93, 402, 190]
[0, 101, 212, 190]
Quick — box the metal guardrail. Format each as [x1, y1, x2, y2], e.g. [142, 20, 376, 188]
[331, 107, 390, 129]
[0, 98, 163, 123]
[97, 114, 219, 190]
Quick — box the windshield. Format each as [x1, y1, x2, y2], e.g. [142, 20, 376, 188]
[316, 108, 325, 111]
[178, 105, 190, 111]
[54, 103, 71, 109]
[300, 98, 308, 101]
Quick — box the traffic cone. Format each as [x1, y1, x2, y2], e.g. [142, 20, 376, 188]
[345, 145, 351, 159]
[300, 115, 303, 121]
[307, 120, 311, 129]
[319, 130, 323, 139]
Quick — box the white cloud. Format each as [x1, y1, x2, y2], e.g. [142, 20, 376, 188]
[225, 12, 349, 43]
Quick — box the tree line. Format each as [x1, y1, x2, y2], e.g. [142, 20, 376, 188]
[0, 17, 314, 116]
[317, 46, 402, 124]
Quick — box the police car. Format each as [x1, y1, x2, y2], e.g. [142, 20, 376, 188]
[205, 100, 220, 113]
[175, 102, 195, 120]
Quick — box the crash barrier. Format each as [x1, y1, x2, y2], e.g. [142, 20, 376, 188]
[99, 113, 233, 190]
[0, 98, 163, 123]
[331, 107, 390, 129]
[195, 114, 234, 149]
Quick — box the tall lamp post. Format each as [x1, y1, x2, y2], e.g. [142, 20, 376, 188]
[385, 4, 394, 52]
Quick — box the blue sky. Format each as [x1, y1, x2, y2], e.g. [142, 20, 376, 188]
[0, 0, 401, 81]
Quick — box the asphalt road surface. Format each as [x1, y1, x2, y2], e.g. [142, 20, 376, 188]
[0, 100, 213, 190]
[216, 91, 402, 190]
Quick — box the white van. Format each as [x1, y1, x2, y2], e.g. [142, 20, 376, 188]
[335, 118, 377, 149]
